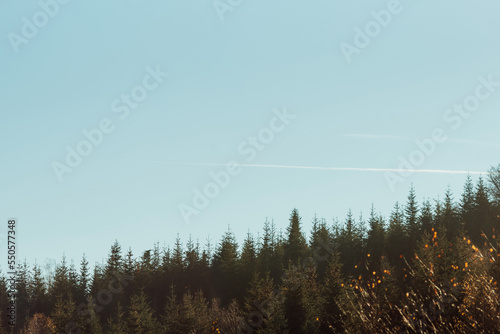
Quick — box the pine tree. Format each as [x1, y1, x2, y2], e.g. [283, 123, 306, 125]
[419, 199, 434, 234]
[51, 294, 79, 334]
[89, 263, 104, 305]
[338, 210, 363, 277]
[405, 185, 420, 254]
[488, 163, 500, 206]
[77, 254, 90, 306]
[258, 218, 274, 276]
[127, 291, 158, 334]
[473, 177, 495, 243]
[321, 252, 345, 332]
[270, 226, 285, 284]
[282, 263, 321, 334]
[171, 235, 185, 297]
[239, 231, 258, 301]
[243, 273, 287, 333]
[366, 205, 385, 271]
[461, 175, 476, 237]
[51, 256, 72, 302]
[185, 235, 201, 294]
[106, 240, 123, 279]
[386, 203, 407, 272]
[162, 284, 181, 333]
[123, 248, 136, 306]
[176, 291, 210, 333]
[77, 296, 103, 334]
[123, 248, 136, 280]
[16, 260, 31, 329]
[284, 209, 308, 266]
[0, 273, 9, 330]
[213, 227, 239, 305]
[442, 187, 460, 240]
[68, 261, 80, 304]
[103, 242, 125, 324]
[434, 198, 443, 230]
[107, 302, 128, 334]
[309, 217, 333, 280]
[30, 263, 48, 315]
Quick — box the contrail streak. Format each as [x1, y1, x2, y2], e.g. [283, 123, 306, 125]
[341, 134, 411, 141]
[157, 162, 491, 175]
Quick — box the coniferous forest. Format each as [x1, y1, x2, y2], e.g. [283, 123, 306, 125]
[2, 166, 500, 333]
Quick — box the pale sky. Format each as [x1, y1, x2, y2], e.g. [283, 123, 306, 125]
[1, 0, 500, 270]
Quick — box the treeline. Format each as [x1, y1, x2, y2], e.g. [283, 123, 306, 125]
[1, 167, 500, 333]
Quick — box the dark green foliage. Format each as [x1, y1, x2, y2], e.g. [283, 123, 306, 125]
[4, 174, 500, 333]
[213, 228, 239, 306]
[284, 209, 308, 265]
[282, 264, 322, 334]
[106, 302, 127, 334]
[366, 206, 385, 272]
[30, 263, 48, 316]
[127, 291, 158, 333]
[386, 203, 406, 271]
[442, 187, 461, 240]
[405, 185, 420, 254]
[419, 198, 434, 234]
[338, 210, 363, 277]
[321, 252, 345, 332]
[51, 294, 78, 333]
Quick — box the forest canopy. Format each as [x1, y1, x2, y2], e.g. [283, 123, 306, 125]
[1, 165, 500, 333]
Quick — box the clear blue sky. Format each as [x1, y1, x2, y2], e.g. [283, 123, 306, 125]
[1, 0, 500, 271]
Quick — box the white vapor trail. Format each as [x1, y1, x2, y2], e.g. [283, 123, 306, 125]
[342, 133, 500, 148]
[341, 133, 411, 141]
[158, 162, 490, 175]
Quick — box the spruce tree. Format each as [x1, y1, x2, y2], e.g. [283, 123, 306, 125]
[405, 185, 420, 254]
[321, 252, 345, 333]
[77, 296, 103, 334]
[127, 291, 158, 334]
[77, 254, 90, 306]
[284, 209, 308, 266]
[442, 187, 460, 240]
[16, 260, 31, 329]
[474, 177, 494, 243]
[258, 218, 274, 276]
[419, 199, 434, 234]
[107, 302, 128, 334]
[488, 163, 500, 206]
[30, 263, 48, 316]
[162, 284, 181, 333]
[386, 203, 407, 273]
[338, 210, 363, 277]
[239, 231, 258, 301]
[51, 294, 79, 334]
[106, 240, 124, 279]
[309, 217, 333, 280]
[282, 263, 321, 334]
[212, 227, 239, 305]
[171, 235, 185, 297]
[366, 205, 385, 271]
[461, 175, 476, 238]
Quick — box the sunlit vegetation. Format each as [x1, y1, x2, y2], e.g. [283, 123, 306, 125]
[1, 165, 500, 333]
